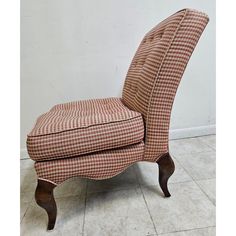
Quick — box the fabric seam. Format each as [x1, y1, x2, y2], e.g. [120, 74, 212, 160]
[28, 114, 143, 138]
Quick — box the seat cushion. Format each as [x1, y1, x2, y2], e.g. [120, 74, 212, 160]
[27, 98, 144, 161]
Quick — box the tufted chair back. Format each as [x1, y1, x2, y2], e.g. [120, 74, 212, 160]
[122, 9, 209, 161]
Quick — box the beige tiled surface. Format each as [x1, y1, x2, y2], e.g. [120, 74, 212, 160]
[141, 181, 215, 234]
[169, 137, 213, 156]
[20, 135, 216, 236]
[84, 188, 156, 236]
[197, 178, 216, 205]
[174, 151, 216, 180]
[21, 196, 85, 236]
[199, 135, 216, 150]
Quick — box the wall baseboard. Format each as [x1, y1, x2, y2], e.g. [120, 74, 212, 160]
[20, 124, 216, 159]
[169, 124, 216, 140]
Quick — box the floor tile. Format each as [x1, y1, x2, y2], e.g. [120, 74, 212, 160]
[142, 181, 215, 234]
[197, 179, 216, 205]
[21, 196, 85, 236]
[87, 166, 138, 193]
[21, 190, 34, 203]
[20, 158, 34, 170]
[20, 168, 37, 193]
[169, 138, 212, 156]
[134, 158, 192, 187]
[161, 227, 216, 236]
[199, 135, 216, 150]
[174, 151, 215, 180]
[84, 188, 156, 236]
[54, 177, 87, 198]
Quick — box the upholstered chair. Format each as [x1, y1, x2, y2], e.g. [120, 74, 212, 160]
[26, 9, 209, 230]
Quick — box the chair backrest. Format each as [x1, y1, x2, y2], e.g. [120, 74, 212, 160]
[122, 9, 209, 161]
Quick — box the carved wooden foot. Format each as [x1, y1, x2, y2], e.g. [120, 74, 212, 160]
[157, 153, 175, 197]
[35, 179, 57, 230]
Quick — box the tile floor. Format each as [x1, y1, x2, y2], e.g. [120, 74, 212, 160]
[20, 135, 216, 236]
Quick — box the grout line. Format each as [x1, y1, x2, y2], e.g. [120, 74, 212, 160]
[133, 167, 159, 236]
[143, 179, 193, 187]
[170, 134, 215, 141]
[193, 177, 216, 182]
[81, 179, 88, 236]
[138, 177, 215, 190]
[194, 177, 215, 182]
[140, 189, 159, 235]
[158, 225, 216, 235]
[170, 150, 215, 158]
[194, 180, 216, 206]
[197, 137, 216, 152]
[20, 197, 33, 224]
[20, 205, 29, 224]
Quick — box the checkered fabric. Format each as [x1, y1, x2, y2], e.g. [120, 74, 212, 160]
[28, 8, 209, 184]
[27, 98, 144, 161]
[122, 9, 209, 161]
[35, 142, 144, 185]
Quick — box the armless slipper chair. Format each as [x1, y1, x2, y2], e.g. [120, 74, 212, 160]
[27, 9, 209, 230]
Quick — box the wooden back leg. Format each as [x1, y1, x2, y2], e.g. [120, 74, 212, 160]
[157, 153, 175, 197]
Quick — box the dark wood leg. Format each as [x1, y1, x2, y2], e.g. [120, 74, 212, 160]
[35, 179, 57, 230]
[157, 152, 175, 197]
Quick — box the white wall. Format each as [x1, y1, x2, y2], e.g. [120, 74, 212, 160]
[21, 0, 215, 157]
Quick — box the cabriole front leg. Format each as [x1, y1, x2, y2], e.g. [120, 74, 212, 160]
[35, 179, 57, 230]
[157, 152, 175, 197]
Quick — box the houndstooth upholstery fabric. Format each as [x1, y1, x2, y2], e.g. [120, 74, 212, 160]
[122, 9, 209, 161]
[27, 98, 144, 161]
[35, 142, 144, 185]
[28, 8, 209, 184]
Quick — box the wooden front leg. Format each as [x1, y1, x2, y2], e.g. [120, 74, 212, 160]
[35, 179, 57, 230]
